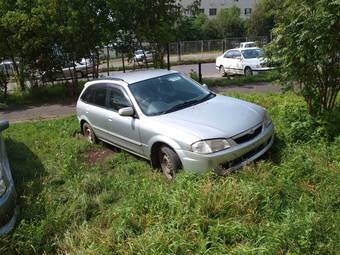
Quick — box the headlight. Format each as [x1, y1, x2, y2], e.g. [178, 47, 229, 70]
[191, 139, 231, 154]
[0, 178, 6, 197]
[264, 111, 272, 128]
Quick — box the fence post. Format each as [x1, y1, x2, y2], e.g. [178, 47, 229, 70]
[198, 63, 202, 83]
[122, 52, 126, 73]
[201, 40, 204, 52]
[106, 44, 110, 76]
[167, 43, 170, 70]
[177, 41, 181, 62]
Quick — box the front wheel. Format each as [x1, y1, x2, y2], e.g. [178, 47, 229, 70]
[244, 67, 253, 76]
[158, 146, 181, 180]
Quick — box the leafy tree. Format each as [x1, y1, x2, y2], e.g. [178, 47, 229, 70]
[268, 0, 340, 116]
[247, 0, 282, 36]
[215, 6, 245, 38]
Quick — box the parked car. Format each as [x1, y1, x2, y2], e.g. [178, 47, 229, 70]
[76, 70, 274, 179]
[0, 120, 17, 235]
[216, 47, 273, 76]
[41, 60, 96, 82]
[134, 50, 153, 63]
[239, 41, 257, 48]
[0, 61, 15, 76]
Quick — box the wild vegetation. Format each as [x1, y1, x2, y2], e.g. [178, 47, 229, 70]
[0, 92, 339, 254]
[268, 0, 340, 116]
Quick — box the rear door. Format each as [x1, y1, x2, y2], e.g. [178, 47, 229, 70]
[232, 50, 244, 74]
[82, 83, 111, 140]
[105, 86, 143, 155]
[221, 50, 234, 74]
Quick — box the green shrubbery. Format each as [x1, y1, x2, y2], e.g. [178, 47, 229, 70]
[0, 92, 339, 254]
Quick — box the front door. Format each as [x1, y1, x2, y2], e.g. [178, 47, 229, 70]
[105, 86, 143, 155]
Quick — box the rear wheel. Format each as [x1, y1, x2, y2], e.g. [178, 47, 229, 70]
[82, 122, 97, 144]
[76, 71, 83, 79]
[158, 146, 181, 180]
[244, 67, 253, 76]
[219, 65, 226, 77]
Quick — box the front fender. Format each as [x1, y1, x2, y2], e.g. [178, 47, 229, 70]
[147, 135, 184, 157]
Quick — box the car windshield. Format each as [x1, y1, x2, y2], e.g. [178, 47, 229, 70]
[129, 73, 215, 116]
[135, 50, 143, 55]
[241, 48, 264, 59]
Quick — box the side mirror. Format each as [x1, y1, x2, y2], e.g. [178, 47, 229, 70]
[0, 120, 9, 132]
[118, 107, 134, 117]
[235, 56, 242, 60]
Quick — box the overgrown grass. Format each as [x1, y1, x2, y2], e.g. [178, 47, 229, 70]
[0, 93, 339, 254]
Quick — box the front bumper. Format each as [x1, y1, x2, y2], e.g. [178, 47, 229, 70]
[252, 67, 274, 74]
[0, 183, 17, 235]
[177, 123, 274, 174]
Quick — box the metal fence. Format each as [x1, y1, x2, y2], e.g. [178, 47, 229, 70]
[3, 36, 271, 91]
[97, 36, 271, 71]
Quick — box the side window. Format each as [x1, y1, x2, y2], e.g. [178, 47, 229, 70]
[81, 86, 94, 103]
[93, 86, 107, 107]
[108, 87, 131, 111]
[224, 51, 233, 58]
[233, 51, 242, 58]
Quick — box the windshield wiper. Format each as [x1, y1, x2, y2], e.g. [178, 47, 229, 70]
[162, 92, 215, 114]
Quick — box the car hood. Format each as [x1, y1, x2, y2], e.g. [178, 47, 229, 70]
[154, 95, 264, 140]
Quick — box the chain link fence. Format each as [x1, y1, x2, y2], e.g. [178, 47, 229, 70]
[4, 36, 271, 91]
[97, 36, 270, 72]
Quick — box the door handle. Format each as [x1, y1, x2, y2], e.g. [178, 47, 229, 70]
[108, 117, 113, 122]
[85, 108, 90, 114]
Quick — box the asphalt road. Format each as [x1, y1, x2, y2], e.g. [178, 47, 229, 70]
[7, 62, 219, 91]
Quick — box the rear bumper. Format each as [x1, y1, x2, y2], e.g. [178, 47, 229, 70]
[0, 183, 17, 235]
[177, 123, 274, 174]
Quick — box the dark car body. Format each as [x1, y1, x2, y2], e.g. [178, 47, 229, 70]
[0, 120, 17, 235]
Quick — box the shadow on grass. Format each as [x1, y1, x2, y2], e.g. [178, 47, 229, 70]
[4, 138, 46, 227]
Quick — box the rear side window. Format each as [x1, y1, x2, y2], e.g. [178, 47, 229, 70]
[108, 87, 131, 111]
[233, 51, 242, 58]
[224, 51, 233, 58]
[93, 86, 107, 107]
[81, 86, 94, 103]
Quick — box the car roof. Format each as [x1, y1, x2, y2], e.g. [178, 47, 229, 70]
[105, 69, 179, 84]
[228, 47, 260, 51]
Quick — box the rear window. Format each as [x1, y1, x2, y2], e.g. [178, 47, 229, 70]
[93, 87, 107, 107]
[81, 86, 94, 103]
[81, 84, 107, 107]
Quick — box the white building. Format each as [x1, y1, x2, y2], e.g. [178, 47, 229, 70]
[180, 0, 257, 18]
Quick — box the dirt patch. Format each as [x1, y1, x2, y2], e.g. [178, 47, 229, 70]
[82, 147, 116, 165]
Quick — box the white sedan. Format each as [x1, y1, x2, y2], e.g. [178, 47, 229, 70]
[216, 47, 273, 76]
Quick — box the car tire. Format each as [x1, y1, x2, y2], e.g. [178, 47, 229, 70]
[158, 145, 181, 180]
[76, 71, 83, 79]
[219, 65, 226, 77]
[82, 122, 97, 144]
[244, 67, 253, 76]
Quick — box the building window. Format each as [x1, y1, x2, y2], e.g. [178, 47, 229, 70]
[244, 8, 252, 15]
[199, 8, 205, 14]
[209, 8, 217, 16]
[234, 0, 238, 2]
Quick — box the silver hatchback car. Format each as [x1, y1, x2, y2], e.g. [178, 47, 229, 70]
[76, 70, 274, 179]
